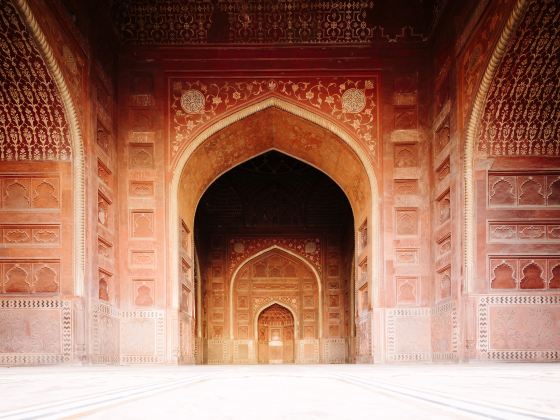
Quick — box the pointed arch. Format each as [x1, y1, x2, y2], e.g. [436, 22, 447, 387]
[254, 300, 298, 341]
[169, 97, 381, 317]
[229, 245, 322, 339]
[14, 0, 86, 296]
[463, 0, 528, 292]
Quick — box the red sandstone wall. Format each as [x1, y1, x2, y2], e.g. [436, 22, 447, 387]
[461, 0, 560, 362]
[2, 0, 558, 366]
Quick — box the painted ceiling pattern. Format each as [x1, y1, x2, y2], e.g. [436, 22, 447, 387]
[0, 2, 71, 161]
[170, 77, 378, 160]
[114, 0, 444, 45]
[477, 0, 560, 157]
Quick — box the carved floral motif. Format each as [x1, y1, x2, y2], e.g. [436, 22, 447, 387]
[477, 0, 560, 156]
[171, 77, 378, 159]
[0, 2, 71, 161]
[228, 237, 321, 275]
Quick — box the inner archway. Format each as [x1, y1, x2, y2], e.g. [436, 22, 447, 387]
[258, 304, 295, 364]
[194, 150, 354, 363]
[174, 104, 376, 364]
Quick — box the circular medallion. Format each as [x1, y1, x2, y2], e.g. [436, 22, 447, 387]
[233, 242, 245, 254]
[305, 241, 317, 254]
[180, 89, 205, 114]
[342, 88, 366, 113]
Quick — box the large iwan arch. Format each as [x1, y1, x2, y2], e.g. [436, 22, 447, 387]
[171, 100, 379, 363]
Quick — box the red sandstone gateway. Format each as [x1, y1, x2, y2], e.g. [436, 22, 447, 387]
[0, 0, 558, 368]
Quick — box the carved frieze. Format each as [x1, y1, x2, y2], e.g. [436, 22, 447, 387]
[171, 77, 378, 160]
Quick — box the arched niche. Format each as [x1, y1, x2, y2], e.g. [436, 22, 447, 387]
[231, 246, 320, 340]
[170, 99, 379, 363]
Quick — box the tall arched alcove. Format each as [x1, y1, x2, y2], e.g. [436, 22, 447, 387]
[171, 103, 377, 364]
[463, 0, 560, 362]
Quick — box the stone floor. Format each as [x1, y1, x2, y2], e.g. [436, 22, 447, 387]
[0, 364, 559, 419]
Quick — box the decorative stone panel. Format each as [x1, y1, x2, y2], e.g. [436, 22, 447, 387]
[477, 295, 560, 361]
[0, 297, 72, 365]
[386, 307, 431, 362]
[120, 310, 165, 364]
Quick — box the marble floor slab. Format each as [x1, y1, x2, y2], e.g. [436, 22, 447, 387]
[0, 364, 559, 419]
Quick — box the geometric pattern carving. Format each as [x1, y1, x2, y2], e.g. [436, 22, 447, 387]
[171, 77, 378, 158]
[394, 179, 418, 195]
[436, 158, 450, 181]
[488, 173, 560, 207]
[0, 3, 71, 161]
[386, 307, 431, 362]
[477, 295, 560, 361]
[395, 208, 418, 236]
[478, 0, 560, 156]
[436, 234, 451, 258]
[489, 257, 560, 290]
[358, 221, 367, 253]
[130, 250, 155, 267]
[129, 181, 155, 197]
[91, 302, 119, 364]
[120, 310, 165, 364]
[394, 106, 417, 130]
[0, 297, 72, 365]
[97, 237, 113, 260]
[341, 88, 366, 113]
[431, 301, 459, 361]
[115, 1, 434, 46]
[97, 159, 112, 186]
[356, 311, 372, 361]
[322, 338, 347, 364]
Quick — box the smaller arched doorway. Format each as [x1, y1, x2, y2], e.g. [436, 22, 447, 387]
[257, 304, 295, 364]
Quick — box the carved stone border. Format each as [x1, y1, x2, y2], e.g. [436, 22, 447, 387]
[432, 301, 459, 361]
[0, 297, 72, 365]
[322, 338, 348, 364]
[206, 339, 230, 364]
[463, 0, 528, 293]
[91, 302, 120, 364]
[386, 307, 431, 362]
[477, 295, 560, 361]
[14, 0, 86, 296]
[120, 310, 165, 364]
